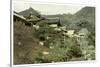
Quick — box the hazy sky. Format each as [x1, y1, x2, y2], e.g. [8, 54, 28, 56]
[13, 1, 85, 15]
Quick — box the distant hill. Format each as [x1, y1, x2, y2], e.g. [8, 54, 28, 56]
[18, 7, 41, 18]
[74, 7, 95, 24]
[72, 7, 95, 32]
[75, 7, 95, 17]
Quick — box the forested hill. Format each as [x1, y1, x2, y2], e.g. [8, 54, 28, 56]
[74, 7, 95, 23]
[18, 7, 41, 17]
[72, 7, 95, 32]
[75, 7, 95, 18]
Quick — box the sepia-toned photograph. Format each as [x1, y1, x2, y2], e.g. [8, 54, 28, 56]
[13, 1, 95, 65]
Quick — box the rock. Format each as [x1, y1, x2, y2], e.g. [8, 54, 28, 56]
[39, 41, 44, 46]
[18, 41, 21, 46]
[42, 51, 49, 55]
[49, 46, 54, 49]
[33, 25, 39, 30]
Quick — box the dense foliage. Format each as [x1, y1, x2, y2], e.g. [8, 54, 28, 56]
[14, 7, 95, 64]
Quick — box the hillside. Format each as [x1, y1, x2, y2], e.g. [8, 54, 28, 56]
[75, 7, 95, 19]
[72, 7, 95, 32]
[19, 7, 41, 18]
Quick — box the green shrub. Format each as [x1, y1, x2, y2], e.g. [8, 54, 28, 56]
[67, 45, 83, 57]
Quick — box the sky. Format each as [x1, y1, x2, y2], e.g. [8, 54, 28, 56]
[13, 1, 85, 15]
